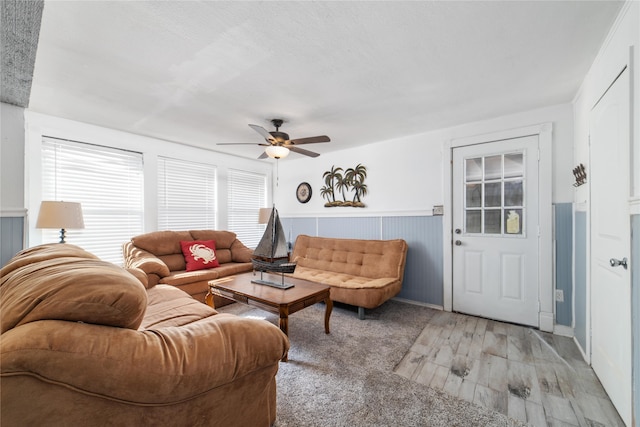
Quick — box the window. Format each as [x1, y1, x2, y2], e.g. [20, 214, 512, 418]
[157, 156, 217, 231]
[228, 169, 267, 248]
[41, 137, 144, 264]
[464, 152, 525, 235]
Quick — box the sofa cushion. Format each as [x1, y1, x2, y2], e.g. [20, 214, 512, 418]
[131, 230, 193, 256]
[292, 266, 398, 289]
[1, 244, 147, 333]
[141, 285, 216, 329]
[180, 240, 220, 271]
[292, 235, 407, 280]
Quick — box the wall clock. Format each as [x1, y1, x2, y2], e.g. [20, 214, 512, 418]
[296, 182, 312, 203]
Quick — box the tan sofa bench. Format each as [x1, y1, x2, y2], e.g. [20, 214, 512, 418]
[123, 230, 254, 307]
[289, 235, 408, 319]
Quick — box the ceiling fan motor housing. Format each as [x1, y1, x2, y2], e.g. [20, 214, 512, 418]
[269, 131, 290, 143]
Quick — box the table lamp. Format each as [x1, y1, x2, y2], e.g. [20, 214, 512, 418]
[35, 201, 85, 243]
[258, 207, 272, 225]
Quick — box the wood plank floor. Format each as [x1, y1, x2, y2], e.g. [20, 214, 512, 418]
[394, 310, 626, 426]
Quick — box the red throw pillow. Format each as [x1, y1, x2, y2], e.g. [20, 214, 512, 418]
[180, 240, 220, 271]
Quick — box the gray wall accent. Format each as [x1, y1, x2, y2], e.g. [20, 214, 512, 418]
[382, 216, 443, 305]
[281, 215, 444, 306]
[574, 210, 587, 351]
[631, 214, 640, 424]
[555, 203, 573, 326]
[318, 217, 380, 239]
[0, 0, 44, 107]
[1, 216, 24, 266]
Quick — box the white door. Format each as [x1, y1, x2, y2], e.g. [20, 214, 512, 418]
[452, 136, 539, 327]
[590, 68, 631, 426]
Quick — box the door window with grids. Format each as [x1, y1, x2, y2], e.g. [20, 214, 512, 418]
[464, 152, 525, 236]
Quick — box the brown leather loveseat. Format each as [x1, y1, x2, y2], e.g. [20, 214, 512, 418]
[1, 243, 289, 426]
[123, 230, 254, 307]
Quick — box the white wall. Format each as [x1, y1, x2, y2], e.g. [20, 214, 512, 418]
[573, 1, 640, 205]
[24, 112, 274, 246]
[275, 103, 574, 216]
[1, 102, 26, 213]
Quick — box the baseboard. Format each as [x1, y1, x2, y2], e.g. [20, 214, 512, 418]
[392, 297, 443, 311]
[573, 336, 590, 364]
[539, 311, 554, 332]
[553, 324, 574, 338]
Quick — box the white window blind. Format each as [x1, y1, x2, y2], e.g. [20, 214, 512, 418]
[41, 137, 144, 265]
[228, 169, 267, 248]
[158, 156, 217, 231]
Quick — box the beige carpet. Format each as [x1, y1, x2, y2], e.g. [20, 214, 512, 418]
[219, 300, 525, 426]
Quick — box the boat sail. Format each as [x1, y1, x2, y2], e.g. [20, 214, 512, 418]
[252, 206, 296, 274]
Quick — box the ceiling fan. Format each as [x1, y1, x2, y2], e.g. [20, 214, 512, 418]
[218, 119, 330, 159]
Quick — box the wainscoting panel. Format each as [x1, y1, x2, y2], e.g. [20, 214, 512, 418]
[382, 216, 443, 306]
[317, 216, 380, 239]
[574, 210, 587, 351]
[280, 217, 316, 248]
[1, 216, 25, 267]
[281, 215, 444, 307]
[631, 213, 640, 422]
[555, 203, 573, 326]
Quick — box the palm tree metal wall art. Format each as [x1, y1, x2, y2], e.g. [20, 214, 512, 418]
[320, 164, 367, 207]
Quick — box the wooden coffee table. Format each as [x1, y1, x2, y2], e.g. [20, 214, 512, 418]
[206, 272, 332, 360]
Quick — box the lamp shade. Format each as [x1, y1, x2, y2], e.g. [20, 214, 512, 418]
[36, 201, 85, 230]
[265, 145, 289, 159]
[258, 207, 272, 224]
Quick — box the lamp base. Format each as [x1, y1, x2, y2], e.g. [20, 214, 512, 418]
[59, 228, 67, 243]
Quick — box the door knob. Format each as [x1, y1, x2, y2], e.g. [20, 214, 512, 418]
[455, 240, 462, 246]
[455, 228, 461, 234]
[609, 257, 628, 270]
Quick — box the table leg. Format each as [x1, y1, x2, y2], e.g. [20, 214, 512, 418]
[324, 297, 333, 334]
[205, 289, 214, 308]
[279, 315, 289, 336]
[278, 315, 289, 362]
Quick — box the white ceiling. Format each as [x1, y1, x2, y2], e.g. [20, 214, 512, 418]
[29, 1, 623, 160]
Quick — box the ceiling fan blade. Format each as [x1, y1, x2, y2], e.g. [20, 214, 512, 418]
[217, 142, 264, 145]
[249, 124, 275, 142]
[289, 135, 330, 145]
[288, 146, 320, 158]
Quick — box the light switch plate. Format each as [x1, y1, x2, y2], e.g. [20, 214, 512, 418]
[433, 205, 444, 216]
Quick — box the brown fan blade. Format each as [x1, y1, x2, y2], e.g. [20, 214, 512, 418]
[249, 124, 275, 142]
[289, 146, 320, 158]
[289, 135, 330, 145]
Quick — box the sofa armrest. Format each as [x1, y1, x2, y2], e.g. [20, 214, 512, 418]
[230, 239, 254, 263]
[1, 316, 289, 404]
[122, 242, 171, 284]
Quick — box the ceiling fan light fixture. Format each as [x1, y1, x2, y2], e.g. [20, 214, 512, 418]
[265, 145, 290, 159]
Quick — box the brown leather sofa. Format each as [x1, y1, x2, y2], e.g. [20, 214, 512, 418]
[1, 243, 289, 427]
[289, 235, 408, 319]
[123, 230, 254, 307]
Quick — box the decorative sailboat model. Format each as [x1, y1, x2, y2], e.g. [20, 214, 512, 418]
[251, 206, 296, 289]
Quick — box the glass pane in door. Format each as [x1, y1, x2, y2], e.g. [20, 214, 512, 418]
[504, 153, 524, 178]
[505, 209, 523, 235]
[485, 209, 501, 234]
[484, 155, 502, 180]
[484, 182, 501, 207]
[466, 210, 481, 233]
[466, 158, 483, 181]
[504, 180, 523, 206]
[466, 184, 482, 207]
